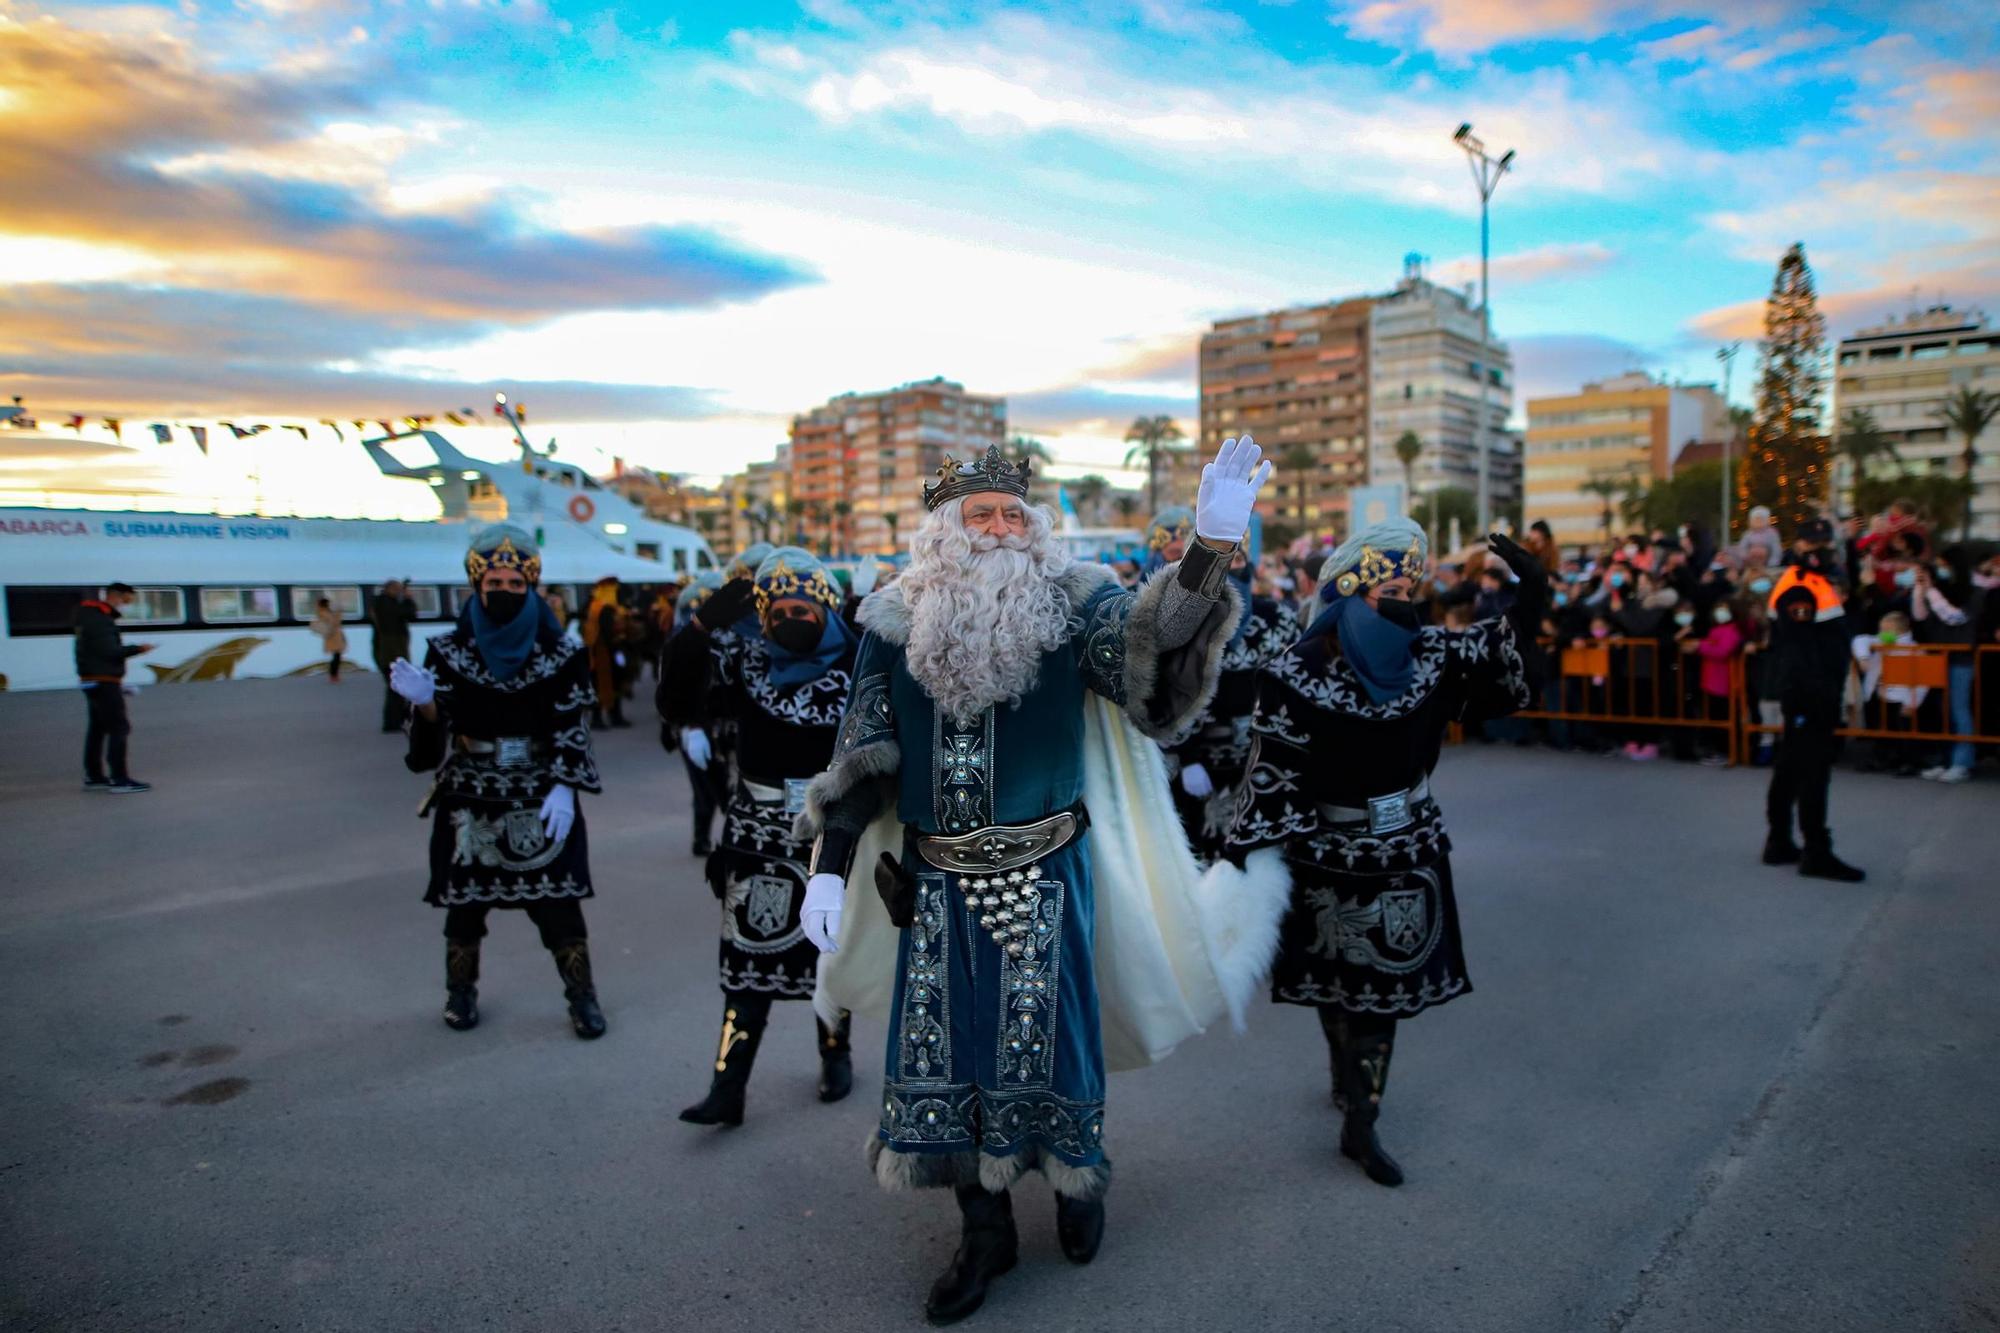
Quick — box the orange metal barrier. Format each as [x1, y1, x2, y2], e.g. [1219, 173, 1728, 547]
[1505, 639, 1998, 766]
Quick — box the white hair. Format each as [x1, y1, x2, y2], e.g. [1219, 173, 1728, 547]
[900, 498, 1072, 725]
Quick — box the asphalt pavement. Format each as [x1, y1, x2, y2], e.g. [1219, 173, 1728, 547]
[1, 675, 1995, 1332]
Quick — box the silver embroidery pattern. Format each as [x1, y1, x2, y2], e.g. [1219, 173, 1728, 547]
[1266, 630, 1449, 720]
[431, 870, 583, 906]
[993, 878, 1064, 1086]
[1449, 618, 1530, 709]
[719, 959, 816, 997]
[1299, 810, 1449, 872]
[934, 709, 995, 834]
[836, 668, 896, 757]
[721, 864, 806, 953]
[881, 1086, 979, 1144]
[430, 633, 575, 692]
[877, 1087, 1106, 1161]
[1075, 587, 1133, 704]
[1305, 867, 1444, 974]
[448, 806, 565, 872]
[897, 875, 952, 1085]
[740, 637, 853, 728]
[1275, 973, 1467, 1013]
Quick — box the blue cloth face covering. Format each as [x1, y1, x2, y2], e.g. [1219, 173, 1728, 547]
[1303, 592, 1419, 703]
[465, 590, 557, 681]
[764, 611, 855, 688]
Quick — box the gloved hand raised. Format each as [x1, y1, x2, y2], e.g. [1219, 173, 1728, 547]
[539, 784, 576, 843]
[694, 578, 756, 634]
[1180, 762, 1214, 798]
[389, 658, 435, 707]
[1194, 434, 1274, 545]
[680, 728, 712, 769]
[802, 872, 845, 954]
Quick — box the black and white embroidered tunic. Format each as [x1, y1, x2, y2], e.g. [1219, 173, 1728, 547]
[407, 623, 601, 907]
[665, 623, 857, 998]
[1223, 616, 1529, 1015]
[1164, 594, 1295, 864]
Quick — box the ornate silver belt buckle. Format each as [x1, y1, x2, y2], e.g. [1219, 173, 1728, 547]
[495, 737, 532, 768]
[784, 778, 811, 818]
[1366, 789, 1412, 835]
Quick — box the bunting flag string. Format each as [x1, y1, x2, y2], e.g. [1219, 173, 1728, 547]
[4, 399, 522, 443]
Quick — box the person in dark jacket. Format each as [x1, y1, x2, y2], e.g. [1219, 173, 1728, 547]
[1762, 518, 1865, 881]
[74, 582, 155, 793]
[369, 580, 418, 732]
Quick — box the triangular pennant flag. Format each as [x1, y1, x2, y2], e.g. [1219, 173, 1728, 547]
[150, 423, 172, 443]
[285, 424, 310, 439]
[65, 414, 84, 433]
[320, 420, 345, 441]
[223, 421, 249, 439]
[444, 412, 466, 425]
[103, 418, 122, 439]
[189, 426, 209, 453]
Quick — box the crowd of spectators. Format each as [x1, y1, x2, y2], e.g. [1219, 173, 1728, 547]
[1241, 504, 1999, 782]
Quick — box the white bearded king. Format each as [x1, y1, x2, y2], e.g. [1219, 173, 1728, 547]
[791, 437, 1294, 1323]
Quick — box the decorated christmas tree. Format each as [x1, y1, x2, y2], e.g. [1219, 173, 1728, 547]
[1737, 243, 1829, 538]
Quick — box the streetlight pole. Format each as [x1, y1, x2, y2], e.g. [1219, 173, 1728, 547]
[1716, 343, 1739, 542]
[1453, 123, 1514, 533]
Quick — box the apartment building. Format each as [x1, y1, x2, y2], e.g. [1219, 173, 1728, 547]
[1199, 297, 1374, 540]
[719, 446, 789, 560]
[787, 377, 1005, 555]
[1524, 371, 1729, 548]
[1368, 256, 1518, 519]
[1833, 305, 2000, 538]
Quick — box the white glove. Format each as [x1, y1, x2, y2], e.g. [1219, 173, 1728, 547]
[802, 872, 845, 954]
[1180, 762, 1214, 798]
[539, 783, 576, 843]
[1194, 434, 1273, 545]
[389, 657, 435, 706]
[680, 728, 712, 769]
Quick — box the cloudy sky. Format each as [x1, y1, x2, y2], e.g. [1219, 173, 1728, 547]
[1, 0, 1995, 509]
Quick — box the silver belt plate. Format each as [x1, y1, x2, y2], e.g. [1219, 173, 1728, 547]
[1366, 789, 1412, 834]
[784, 778, 811, 818]
[495, 737, 534, 768]
[917, 811, 1077, 875]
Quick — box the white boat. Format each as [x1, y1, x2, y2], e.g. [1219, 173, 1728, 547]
[0, 402, 714, 691]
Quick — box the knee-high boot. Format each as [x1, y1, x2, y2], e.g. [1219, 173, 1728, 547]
[925, 1184, 1018, 1325]
[815, 1010, 853, 1104]
[550, 940, 607, 1039]
[1317, 1006, 1403, 1188]
[443, 939, 480, 1031]
[680, 993, 769, 1126]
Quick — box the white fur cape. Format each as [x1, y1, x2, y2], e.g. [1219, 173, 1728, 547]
[812, 693, 1292, 1071]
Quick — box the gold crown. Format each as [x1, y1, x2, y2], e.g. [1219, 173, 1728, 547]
[753, 556, 843, 618]
[923, 443, 1031, 512]
[1332, 541, 1422, 598]
[465, 536, 542, 585]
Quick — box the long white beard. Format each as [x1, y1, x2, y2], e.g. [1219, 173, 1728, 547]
[902, 527, 1072, 726]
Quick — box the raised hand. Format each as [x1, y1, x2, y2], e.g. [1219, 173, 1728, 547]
[1487, 532, 1544, 590]
[1195, 434, 1274, 545]
[389, 657, 436, 707]
[694, 578, 756, 633]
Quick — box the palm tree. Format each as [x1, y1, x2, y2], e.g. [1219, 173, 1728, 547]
[1833, 407, 1900, 511]
[832, 500, 852, 558]
[1011, 434, 1056, 507]
[1070, 474, 1110, 524]
[1581, 476, 1624, 545]
[1392, 431, 1423, 514]
[1937, 386, 2000, 539]
[882, 508, 900, 556]
[1279, 443, 1318, 534]
[1123, 415, 1185, 512]
[783, 498, 806, 546]
[1112, 493, 1140, 527]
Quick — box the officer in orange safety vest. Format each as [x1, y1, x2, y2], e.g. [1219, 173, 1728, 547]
[1760, 517, 1866, 882]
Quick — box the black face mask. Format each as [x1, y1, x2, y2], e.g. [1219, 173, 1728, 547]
[482, 590, 529, 624]
[768, 617, 823, 655]
[1374, 597, 1422, 630]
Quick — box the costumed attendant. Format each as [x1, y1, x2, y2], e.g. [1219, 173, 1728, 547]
[1145, 505, 1296, 865]
[390, 524, 608, 1039]
[797, 439, 1285, 1324]
[1220, 520, 1543, 1186]
[584, 576, 630, 729]
[663, 548, 860, 1126]
[659, 570, 726, 855]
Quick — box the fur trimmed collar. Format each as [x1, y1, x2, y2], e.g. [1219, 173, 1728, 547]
[857, 561, 1114, 645]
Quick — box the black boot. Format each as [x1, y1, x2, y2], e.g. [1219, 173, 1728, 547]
[550, 940, 607, 1039]
[1799, 842, 1866, 882]
[1054, 1192, 1105, 1265]
[680, 996, 768, 1126]
[816, 1010, 853, 1104]
[1762, 830, 1802, 865]
[1321, 1008, 1404, 1188]
[443, 939, 480, 1031]
[925, 1185, 1017, 1326]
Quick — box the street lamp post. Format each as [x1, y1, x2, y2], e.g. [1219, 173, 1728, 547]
[1453, 123, 1515, 533]
[1716, 343, 1740, 543]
